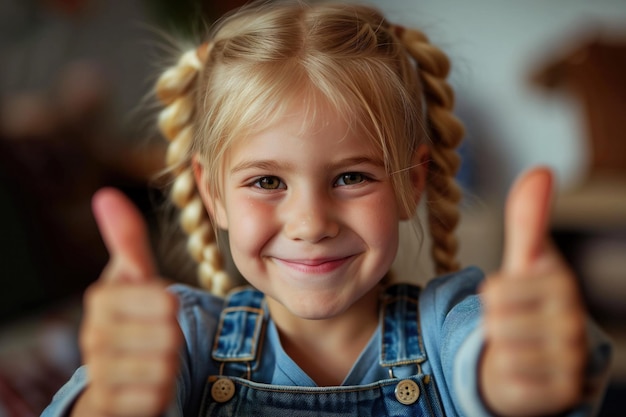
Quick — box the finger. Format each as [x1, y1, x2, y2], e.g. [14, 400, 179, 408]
[110, 322, 181, 354]
[491, 371, 581, 414]
[89, 384, 171, 417]
[84, 316, 181, 355]
[92, 187, 157, 282]
[91, 353, 179, 386]
[84, 284, 178, 324]
[482, 270, 576, 313]
[502, 166, 554, 275]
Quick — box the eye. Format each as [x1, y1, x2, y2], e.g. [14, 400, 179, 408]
[253, 176, 285, 190]
[335, 172, 367, 187]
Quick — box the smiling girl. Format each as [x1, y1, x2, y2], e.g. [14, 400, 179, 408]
[44, 1, 610, 416]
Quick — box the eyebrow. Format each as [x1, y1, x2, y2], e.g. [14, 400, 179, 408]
[230, 159, 295, 174]
[230, 156, 385, 175]
[326, 156, 385, 171]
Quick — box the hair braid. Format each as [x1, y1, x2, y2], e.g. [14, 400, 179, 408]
[155, 45, 233, 296]
[395, 26, 465, 274]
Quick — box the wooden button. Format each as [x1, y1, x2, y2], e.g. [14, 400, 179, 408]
[395, 379, 420, 405]
[211, 378, 236, 403]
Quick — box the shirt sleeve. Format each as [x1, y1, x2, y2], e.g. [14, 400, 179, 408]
[40, 365, 88, 417]
[419, 266, 613, 417]
[419, 266, 488, 417]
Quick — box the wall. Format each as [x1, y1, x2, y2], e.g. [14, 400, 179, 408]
[367, 0, 626, 197]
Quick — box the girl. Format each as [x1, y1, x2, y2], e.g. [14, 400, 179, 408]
[43, 1, 611, 416]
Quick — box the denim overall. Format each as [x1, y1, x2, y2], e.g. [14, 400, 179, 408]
[199, 284, 445, 416]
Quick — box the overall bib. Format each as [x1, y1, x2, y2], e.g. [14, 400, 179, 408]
[199, 284, 445, 416]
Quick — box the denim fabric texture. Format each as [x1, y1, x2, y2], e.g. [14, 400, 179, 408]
[212, 288, 266, 365]
[201, 375, 442, 416]
[380, 283, 425, 366]
[202, 282, 444, 416]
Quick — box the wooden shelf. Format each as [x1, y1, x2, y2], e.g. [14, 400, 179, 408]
[552, 176, 626, 230]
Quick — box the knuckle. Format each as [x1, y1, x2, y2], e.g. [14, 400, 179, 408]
[84, 283, 119, 316]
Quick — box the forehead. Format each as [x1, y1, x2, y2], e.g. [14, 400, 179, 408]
[230, 86, 379, 146]
[225, 98, 382, 164]
[240, 83, 351, 134]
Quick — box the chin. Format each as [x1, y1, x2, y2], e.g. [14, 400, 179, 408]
[277, 292, 351, 320]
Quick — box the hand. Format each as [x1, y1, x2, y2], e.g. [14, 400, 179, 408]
[72, 188, 181, 417]
[480, 167, 587, 416]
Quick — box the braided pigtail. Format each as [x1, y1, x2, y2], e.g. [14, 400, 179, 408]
[155, 44, 233, 296]
[395, 26, 465, 275]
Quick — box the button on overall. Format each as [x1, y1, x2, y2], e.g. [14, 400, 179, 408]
[395, 379, 420, 405]
[211, 378, 236, 403]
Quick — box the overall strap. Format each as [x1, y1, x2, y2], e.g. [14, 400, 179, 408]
[212, 287, 266, 363]
[212, 284, 425, 366]
[379, 283, 426, 368]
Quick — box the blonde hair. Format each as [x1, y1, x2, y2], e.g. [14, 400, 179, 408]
[155, 1, 464, 295]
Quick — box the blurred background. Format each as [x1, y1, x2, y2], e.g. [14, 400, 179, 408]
[0, 0, 624, 415]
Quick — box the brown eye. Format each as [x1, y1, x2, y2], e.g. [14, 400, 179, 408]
[336, 172, 366, 186]
[255, 176, 285, 190]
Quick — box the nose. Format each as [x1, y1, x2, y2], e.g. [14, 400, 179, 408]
[283, 188, 339, 243]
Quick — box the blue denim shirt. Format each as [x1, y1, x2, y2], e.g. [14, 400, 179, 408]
[41, 266, 612, 416]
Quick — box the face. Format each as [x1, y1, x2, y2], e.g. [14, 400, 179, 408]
[197, 104, 422, 321]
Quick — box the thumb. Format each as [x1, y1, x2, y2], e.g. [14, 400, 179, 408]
[92, 187, 158, 283]
[502, 166, 554, 275]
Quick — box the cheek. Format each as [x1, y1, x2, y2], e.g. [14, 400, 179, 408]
[372, 212, 400, 253]
[350, 196, 400, 255]
[226, 197, 276, 255]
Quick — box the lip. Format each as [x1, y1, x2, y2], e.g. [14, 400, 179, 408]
[272, 256, 354, 274]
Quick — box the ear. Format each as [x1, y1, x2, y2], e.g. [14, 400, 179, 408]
[192, 156, 229, 230]
[400, 144, 429, 220]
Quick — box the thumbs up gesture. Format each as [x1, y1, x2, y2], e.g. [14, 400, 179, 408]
[72, 188, 181, 417]
[480, 168, 587, 416]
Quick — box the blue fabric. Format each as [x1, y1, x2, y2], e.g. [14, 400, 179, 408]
[41, 267, 612, 417]
[380, 283, 425, 366]
[212, 288, 265, 363]
[200, 375, 441, 417]
[201, 281, 443, 416]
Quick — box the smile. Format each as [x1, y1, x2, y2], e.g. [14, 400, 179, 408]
[272, 256, 354, 274]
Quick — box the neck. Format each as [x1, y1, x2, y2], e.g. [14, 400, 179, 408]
[267, 285, 381, 386]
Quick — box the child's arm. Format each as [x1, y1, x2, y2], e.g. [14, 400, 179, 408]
[479, 168, 589, 416]
[70, 188, 182, 417]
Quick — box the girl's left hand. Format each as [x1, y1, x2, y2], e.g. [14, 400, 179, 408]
[480, 167, 587, 417]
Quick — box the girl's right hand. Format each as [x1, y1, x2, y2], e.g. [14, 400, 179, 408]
[71, 188, 182, 417]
